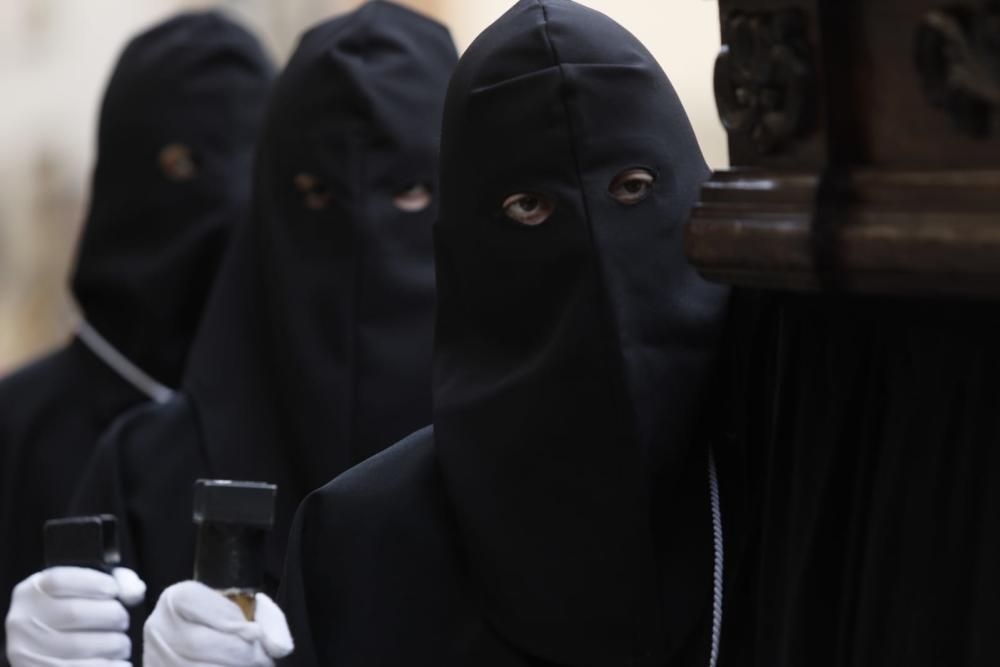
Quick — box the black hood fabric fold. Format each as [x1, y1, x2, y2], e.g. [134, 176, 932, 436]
[182, 0, 457, 534]
[70, 11, 273, 387]
[432, 0, 730, 663]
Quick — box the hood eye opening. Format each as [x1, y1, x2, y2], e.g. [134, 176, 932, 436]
[502, 192, 555, 226]
[394, 184, 433, 213]
[609, 168, 656, 205]
[159, 143, 199, 182]
[294, 172, 333, 211]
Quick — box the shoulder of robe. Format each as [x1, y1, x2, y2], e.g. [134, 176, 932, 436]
[90, 393, 203, 489]
[73, 393, 204, 559]
[299, 425, 451, 560]
[100, 390, 196, 447]
[0, 344, 129, 473]
[0, 345, 86, 430]
[289, 426, 510, 664]
[0, 339, 146, 448]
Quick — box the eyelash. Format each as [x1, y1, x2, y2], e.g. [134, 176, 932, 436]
[608, 168, 656, 205]
[502, 192, 554, 226]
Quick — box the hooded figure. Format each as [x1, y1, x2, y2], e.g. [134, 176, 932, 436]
[279, 1, 730, 665]
[0, 9, 271, 641]
[68, 0, 456, 652]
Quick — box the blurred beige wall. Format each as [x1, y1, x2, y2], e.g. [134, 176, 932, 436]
[0, 0, 725, 374]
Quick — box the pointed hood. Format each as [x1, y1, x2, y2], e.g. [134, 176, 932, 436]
[183, 1, 457, 546]
[70, 11, 273, 387]
[433, 0, 730, 663]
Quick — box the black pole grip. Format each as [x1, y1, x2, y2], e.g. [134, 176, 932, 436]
[43, 515, 120, 572]
[192, 480, 276, 592]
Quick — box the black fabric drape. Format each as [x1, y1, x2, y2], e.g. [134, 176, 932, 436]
[718, 294, 1000, 667]
[280, 1, 730, 665]
[0, 12, 271, 657]
[70, 3, 456, 660]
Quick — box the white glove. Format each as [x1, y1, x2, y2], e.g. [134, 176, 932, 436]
[143, 581, 293, 667]
[6, 566, 146, 667]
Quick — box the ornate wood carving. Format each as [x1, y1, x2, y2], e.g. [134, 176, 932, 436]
[916, 3, 1000, 138]
[689, 0, 1000, 297]
[713, 10, 815, 154]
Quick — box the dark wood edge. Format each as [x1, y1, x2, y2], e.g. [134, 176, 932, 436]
[685, 169, 1000, 298]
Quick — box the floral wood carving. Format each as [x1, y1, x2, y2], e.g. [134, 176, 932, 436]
[714, 10, 815, 154]
[916, 3, 1000, 138]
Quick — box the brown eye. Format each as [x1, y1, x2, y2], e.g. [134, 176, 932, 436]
[609, 168, 655, 205]
[159, 143, 198, 182]
[294, 172, 333, 211]
[502, 192, 555, 226]
[393, 184, 432, 213]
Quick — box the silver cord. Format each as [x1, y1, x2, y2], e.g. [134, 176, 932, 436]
[708, 446, 724, 667]
[77, 319, 175, 404]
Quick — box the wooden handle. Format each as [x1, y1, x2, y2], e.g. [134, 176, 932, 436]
[224, 591, 257, 621]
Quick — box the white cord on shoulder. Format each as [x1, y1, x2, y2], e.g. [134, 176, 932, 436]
[77, 319, 175, 404]
[708, 446, 724, 667]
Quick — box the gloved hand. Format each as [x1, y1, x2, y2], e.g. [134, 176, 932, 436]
[5, 566, 146, 667]
[143, 581, 293, 667]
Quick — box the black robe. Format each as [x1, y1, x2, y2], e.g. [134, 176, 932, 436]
[69, 2, 457, 658]
[279, 1, 731, 665]
[716, 293, 1000, 667]
[0, 11, 271, 652]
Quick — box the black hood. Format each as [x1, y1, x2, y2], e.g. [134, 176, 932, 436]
[183, 1, 457, 535]
[433, 0, 730, 663]
[70, 11, 273, 387]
